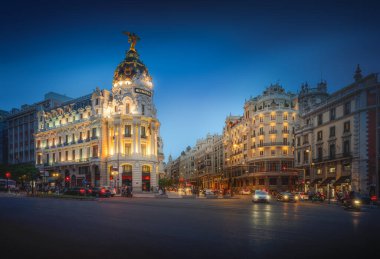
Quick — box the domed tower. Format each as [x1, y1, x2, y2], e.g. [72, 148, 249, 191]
[105, 32, 163, 193]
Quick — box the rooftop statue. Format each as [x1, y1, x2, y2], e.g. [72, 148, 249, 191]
[123, 31, 140, 51]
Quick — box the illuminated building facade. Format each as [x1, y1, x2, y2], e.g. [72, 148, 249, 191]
[295, 66, 380, 197]
[223, 84, 299, 193]
[35, 33, 164, 192]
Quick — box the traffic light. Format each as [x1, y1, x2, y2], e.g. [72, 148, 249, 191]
[5, 172, 11, 179]
[65, 176, 70, 182]
[281, 165, 287, 171]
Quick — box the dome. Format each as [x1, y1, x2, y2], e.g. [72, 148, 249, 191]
[113, 49, 151, 85]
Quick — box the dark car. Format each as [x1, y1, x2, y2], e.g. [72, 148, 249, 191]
[277, 192, 297, 202]
[64, 187, 87, 196]
[91, 187, 111, 198]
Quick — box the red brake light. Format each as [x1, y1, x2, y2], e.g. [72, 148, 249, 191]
[80, 189, 85, 193]
[101, 189, 105, 193]
[88, 190, 92, 193]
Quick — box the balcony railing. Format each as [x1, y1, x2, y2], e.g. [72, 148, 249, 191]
[124, 133, 132, 138]
[141, 135, 147, 139]
[312, 152, 352, 163]
[258, 132, 265, 136]
[78, 139, 83, 144]
[282, 129, 289, 134]
[91, 136, 98, 140]
[269, 130, 277, 134]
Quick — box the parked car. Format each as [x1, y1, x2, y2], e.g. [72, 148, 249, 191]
[63, 187, 86, 196]
[240, 189, 251, 195]
[277, 192, 297, 202]
[203, 189, 214, 195]
[252, 190, 270, 203]
[294, 192, 308, 200]
[92, 187, 112, 198]
[103, 186, 116, 196]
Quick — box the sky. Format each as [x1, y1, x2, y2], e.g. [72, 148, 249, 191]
[1, 0, 380, 160]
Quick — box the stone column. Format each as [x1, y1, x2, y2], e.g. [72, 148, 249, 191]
[151, 164, 157, 188]
[132, 162, 142, 193]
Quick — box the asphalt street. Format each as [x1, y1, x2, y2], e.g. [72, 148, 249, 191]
[0, 196, 379, 259]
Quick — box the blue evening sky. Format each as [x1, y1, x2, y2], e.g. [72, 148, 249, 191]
[1, 0, 379, 160]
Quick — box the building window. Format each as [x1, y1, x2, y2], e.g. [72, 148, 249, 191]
[318, 114, 323, 125]
[260, 150, 264, 156]
[343, 140, 350, 155]
[65, 151, 69, 161]
[271, 150, 275, 156]
[271, 114, 276, 120]
[126, 103, 130, 114]
[283, 138, 288, 145]
[329, 167, 336, 173]
[125, 143, 131, 156]
[65, 135, 68, 144]
[317, 147, 323, 161]
[141, 126, 146, 138]
[282, 149, 288, 155]
[330, 108, 336, 121]
[317, 131, 323, 141]
[53, 153, 56, 163]
[92, 145, 98, 158]
[297, 137, 301, 146]
[142, 165, 150, 173]
[92, 128, 97, 138]
[59, 152, 62, 162]
[344, 121, 350, 133]
[95, 98, 99, 105]
[303, 150, 309, 163]
[303, 134, 308, 144]
[283, 113, 288, 120]
[259, 116, 263, 122]
[141, 104, 145, 115]
[344, 102, 351, 115]
[317, 168, 322, 175]
[329, 126, 335, 137]
[115, 106, 118, 112]
[79, 132, 83, 141]
[297, 151, 301, 163]
[329, 144, 336, 159]
[125, 125, 131, 137]
[72, 150, 75, 161]
[79, 149, 83, 159]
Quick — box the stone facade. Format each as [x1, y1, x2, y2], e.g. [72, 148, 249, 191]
[294, 66, 380, 197]
[34, 37, 164, 192]
[223, 84, 299, 193]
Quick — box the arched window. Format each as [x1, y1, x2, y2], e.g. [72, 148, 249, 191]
[142, 165, 150, 173]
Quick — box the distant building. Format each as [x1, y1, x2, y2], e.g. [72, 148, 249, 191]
[0, 110, 10, 164]
[5, 92, 72, 165]
[294, 65, 380, 197]
[223, 84, 299, 193]
[164, 133, 224, 190]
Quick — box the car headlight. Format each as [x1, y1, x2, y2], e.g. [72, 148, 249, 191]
[266, 195, 270, 200]
[295, 196, 299, 200]
[354, 200, 361, 205]
[254, 195, 259, 200]
[284, 195, 289, 199]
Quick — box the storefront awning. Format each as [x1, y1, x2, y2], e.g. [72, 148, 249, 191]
[309, 178, 322, 186]
[319, 177, 335, 187]
[333, 175, 351, 186]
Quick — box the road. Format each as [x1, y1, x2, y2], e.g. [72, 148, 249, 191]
[0, 196, 379, 259]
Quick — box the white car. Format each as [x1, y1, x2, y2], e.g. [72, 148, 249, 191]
[252, 190, 270, 203]
[240, 189, 251, 195]
[203, 189, 214, 195]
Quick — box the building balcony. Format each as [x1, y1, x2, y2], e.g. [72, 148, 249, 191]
[312, 152, 352, 163]
[269, 130, 277, 134]
[141, 135, 147, 139]
[282, 129, 289, 134]
[91, 136, 98, 140]
[78, 139, 83, 144]
[63, 142, 69, 146]
[71, 141, 76, 145]
[124, 133, 132, 138]
[57, 143, 62, 147]
[258, 132, 265, 136]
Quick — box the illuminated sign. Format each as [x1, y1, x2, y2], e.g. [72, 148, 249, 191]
[134, 88, 152, 97]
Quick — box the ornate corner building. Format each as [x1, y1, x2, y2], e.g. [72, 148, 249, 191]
[223, 84, 299, 192]
[34, 34, 164, 192]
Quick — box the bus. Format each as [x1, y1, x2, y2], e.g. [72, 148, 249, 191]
[0, 179, 17, 191]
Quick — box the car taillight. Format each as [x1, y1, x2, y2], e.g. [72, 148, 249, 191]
[101, 189, 105, 193]
[88, 190, 92, 193]
[80, 189, 85, 193]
